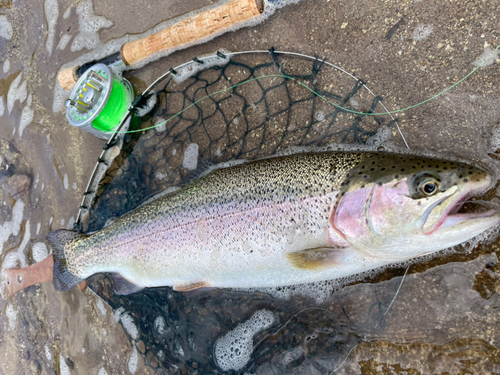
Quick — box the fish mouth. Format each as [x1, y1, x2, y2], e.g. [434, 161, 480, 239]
[423, 192, 499, 234]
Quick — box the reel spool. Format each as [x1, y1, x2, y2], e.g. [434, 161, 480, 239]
[65, 63, 133, 140]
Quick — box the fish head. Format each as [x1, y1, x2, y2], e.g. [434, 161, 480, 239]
[331, 153, 500, 260]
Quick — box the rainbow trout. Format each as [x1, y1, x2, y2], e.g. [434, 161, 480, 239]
[48, 151, 500, 294]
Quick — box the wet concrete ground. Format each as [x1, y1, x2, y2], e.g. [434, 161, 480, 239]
[0, 0, 499, 373]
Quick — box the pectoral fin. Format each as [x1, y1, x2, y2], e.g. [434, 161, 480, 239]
[286, 247, 349, 270]
[111, 274, 144, 295]
[173, 281, 210, 292]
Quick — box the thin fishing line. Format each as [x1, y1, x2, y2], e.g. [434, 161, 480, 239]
[117, 44, 499, 135]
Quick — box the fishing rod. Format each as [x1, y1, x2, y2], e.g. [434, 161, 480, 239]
[60, 0, 269, 139]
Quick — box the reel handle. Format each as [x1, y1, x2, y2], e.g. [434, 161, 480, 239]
[58, 0, 264, 91]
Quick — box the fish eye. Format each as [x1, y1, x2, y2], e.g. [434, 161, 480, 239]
[411, 171, 442, 198]
[418, 179, 440, 196]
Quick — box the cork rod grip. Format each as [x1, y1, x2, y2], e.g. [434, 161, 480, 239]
[121, 0, 264, 65]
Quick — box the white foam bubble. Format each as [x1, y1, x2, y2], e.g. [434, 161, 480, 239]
[413, 24, 434, 41]
[96, 298, 107, 315]
[63, 6, 71, 19]
[98, 368, 108, 375]
[5, 304, 17, 331]
[44, 0, 59, 56]
[0, 96, 4, 117]
[315, 110, 325, 122]
[366, 125, 392, 146]
[154, 316, 165, 334]
[135, 93, 156, 117]
[115, 310, 138, 340]
[7, 73, 27, 113]
[155, 171, 167, 180]
[128, 347, 138, 374]
[45, 345, 52, 362]
[11, 200, 24, 236]
[491, 128, 500, 152]
[59, 354, 71, 375]
[71, 0, 113, 52]
[19, 93, 34, 137]
[0, 200, 27, 297]
[57, 34, 72, 51]
[3, 58, 10, 73]
[66, 216, 75, 230]
[154, 118, 167, 132]
[215, 309, 275, 371]
[475, 44, 500, 67]
[32, 242, 49, 262]
[245, 279, 342, 303]
[182, 143, 199, 170]
[0, 15, 13, 40]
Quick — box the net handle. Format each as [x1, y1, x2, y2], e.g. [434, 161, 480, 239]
[5, 254, 87, 296]
[58, 0, 264, 90]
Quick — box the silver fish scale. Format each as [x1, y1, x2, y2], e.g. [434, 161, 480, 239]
[66, 152, 363, 285]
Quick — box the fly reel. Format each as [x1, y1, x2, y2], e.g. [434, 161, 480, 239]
[65, 63, 133, 140]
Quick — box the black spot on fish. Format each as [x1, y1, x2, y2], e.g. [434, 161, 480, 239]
[370, 168, 375, 171]
[395, 175, 399, 178]
[463, 179, 468, 183]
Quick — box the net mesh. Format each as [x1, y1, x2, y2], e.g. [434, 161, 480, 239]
[82, 51, 399, 232]
[81, 50, 402, 373]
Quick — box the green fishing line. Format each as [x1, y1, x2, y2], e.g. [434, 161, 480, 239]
[117, 44, 499, 134]
[92, 77, 131, 132]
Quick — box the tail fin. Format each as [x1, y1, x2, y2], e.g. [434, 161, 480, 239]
[47, 229, 87, 292]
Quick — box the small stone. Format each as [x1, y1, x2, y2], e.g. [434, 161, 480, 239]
[341, 22, 348, 29]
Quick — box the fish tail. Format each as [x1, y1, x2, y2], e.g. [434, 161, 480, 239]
[47, 229, 86, 292]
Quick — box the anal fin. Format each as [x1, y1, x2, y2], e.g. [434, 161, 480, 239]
[111, 273, 144, 295]
[286, 247, 349, 270]
[174, 281, 210, 292]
